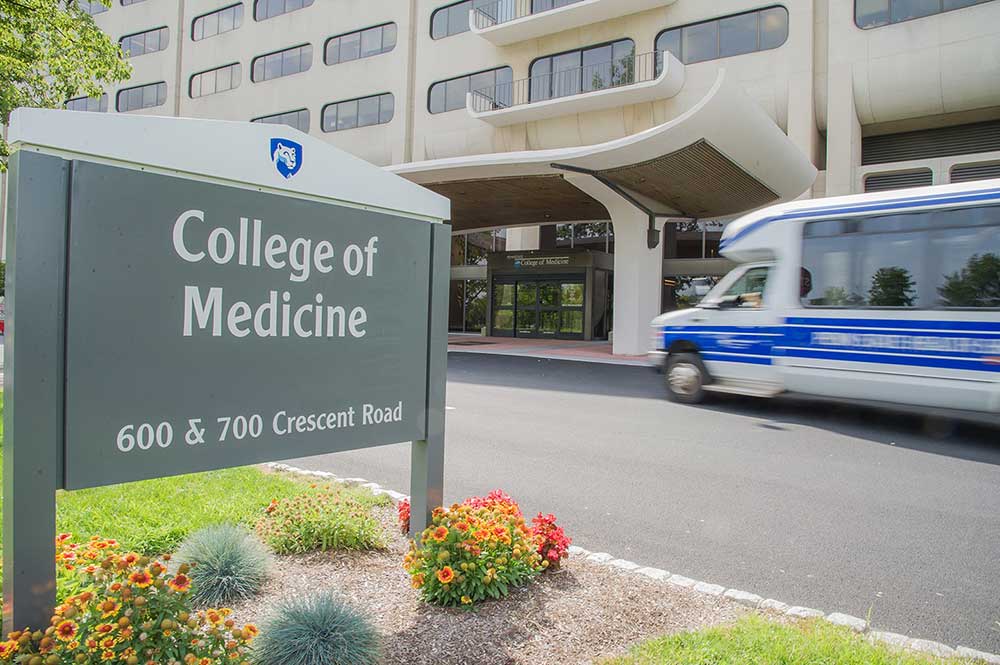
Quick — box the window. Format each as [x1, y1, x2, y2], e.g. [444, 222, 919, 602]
[529, 39, 635, 102]
[116, 82, 166, 112]
[120, 0, 146, 5]
[719, 266, 771, 308]
[325, 23, 396, 65]
[951, 162, 1000, 183]
[252, 108, 310, 133]
[431, 0, 493, 39]
[79, 0, 108, 15]
[801, 205, 1000, 308]
[322, 93, 394, 132]
[655, 6, 788, 68]
[251, 44, 312, 82]
[429, 67, 512, 114]
[855, 0, 995, 28]
[254, 0, 313, 21]
[193, 4, 244, 41]
[190, 63, 241, 98]
[120, 27, 169, 58]
[66, 94, 108, 112]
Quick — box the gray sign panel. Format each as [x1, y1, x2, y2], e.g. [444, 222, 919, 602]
[64, 161, 433, 489]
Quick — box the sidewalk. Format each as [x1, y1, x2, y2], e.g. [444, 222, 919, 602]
[447, 334, 650, 367]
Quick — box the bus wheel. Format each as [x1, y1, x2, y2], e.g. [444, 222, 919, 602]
[665, 353, 706, 404]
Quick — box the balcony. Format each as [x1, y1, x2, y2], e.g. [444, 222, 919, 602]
[467, 51, 684, 127]
[470, 0, 678, 46]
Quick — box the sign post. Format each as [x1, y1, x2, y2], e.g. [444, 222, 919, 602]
[2, 109, 451, 632]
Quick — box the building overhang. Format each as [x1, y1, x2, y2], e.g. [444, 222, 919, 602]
[468, 53, 684, 127]
[390, 71, 818, 232]
[470, 0, 678, 46]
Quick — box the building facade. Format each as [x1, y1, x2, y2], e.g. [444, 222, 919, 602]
[13, 0, 1000, 353]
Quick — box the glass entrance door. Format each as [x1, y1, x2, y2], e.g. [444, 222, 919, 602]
[492, 278, 586, 339]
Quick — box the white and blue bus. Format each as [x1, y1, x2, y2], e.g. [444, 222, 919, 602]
[649, 179, 1000, 416]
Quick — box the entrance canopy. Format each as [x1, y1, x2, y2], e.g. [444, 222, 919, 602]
[391, 71, 817, 231]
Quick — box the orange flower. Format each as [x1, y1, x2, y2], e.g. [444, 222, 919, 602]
[122, 552, 140, 565]
[128, 569, 152, 587]
[168, 574, 192, 593]
[242, 624, 259, 640]
[0, 640, 19, 658]
[455, 521, 470, 532]
[95, 623, 114, 635]
[55, 620, 78, 642]
[431, 526, 449, 542]
[411, 573, 425, 589]
[436, 566, 455, 584]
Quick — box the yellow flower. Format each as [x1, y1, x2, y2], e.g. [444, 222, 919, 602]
[461, 596, 472, 605]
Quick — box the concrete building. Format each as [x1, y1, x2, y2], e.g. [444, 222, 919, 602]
[18, 0, 1000, 353]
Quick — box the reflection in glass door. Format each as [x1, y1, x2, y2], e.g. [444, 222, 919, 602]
[492, 278, 586, 339]
[516, 282, 537, 336]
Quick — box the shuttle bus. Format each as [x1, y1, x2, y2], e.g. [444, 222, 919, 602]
[649, 179, 1000, 416]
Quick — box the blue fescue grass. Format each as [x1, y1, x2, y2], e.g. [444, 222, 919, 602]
[176, 523, 272, 606]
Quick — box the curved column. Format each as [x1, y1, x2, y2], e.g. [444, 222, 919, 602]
[565, 173, 664, 356]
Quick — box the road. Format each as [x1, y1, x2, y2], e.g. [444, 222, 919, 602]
[288, 352, 1000, 653]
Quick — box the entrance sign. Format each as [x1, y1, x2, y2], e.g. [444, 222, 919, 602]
[2, 109, 450, 632]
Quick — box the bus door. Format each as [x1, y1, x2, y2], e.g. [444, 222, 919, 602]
[695, 264, 782, 387]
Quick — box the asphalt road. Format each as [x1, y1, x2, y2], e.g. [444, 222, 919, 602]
[289, 352, 1000, 653]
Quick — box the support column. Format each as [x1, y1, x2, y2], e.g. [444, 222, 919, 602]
[565, 174, 663, 357]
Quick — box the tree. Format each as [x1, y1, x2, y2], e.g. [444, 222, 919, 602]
[938, 253, 1000, 308]
[0, 0, 131, 169]
[868, 266, 916, 307]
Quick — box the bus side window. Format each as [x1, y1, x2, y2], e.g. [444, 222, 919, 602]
[721, 266, 770, 308]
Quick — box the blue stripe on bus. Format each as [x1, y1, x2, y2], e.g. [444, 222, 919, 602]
[779, 347, 997, 372]
[719, 188, 1000, 250]
[785, 317, 1000, 332]
[701, 352, 773, 366]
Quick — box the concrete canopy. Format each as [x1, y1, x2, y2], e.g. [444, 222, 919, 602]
[390, 71, 817, 231]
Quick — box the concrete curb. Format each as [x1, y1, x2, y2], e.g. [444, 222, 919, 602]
[266, 462, 1000, 664]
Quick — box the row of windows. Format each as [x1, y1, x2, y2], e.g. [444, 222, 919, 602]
[192, 4, 244, 41]
[432, 0, 584, 39]
[529, 39, 635, 102]
[253, 0, 313, 21]
[801, 205, 999, 309]
[325, 23, 397, 65]
[249, 94, 395, 134]
[252, 108, 310, 132]
[429, 67, 512, 114]
[251, 44, 312, 82]
[116, 81, 167, 113]
[81, 0, 145, 11]
[190, 63, 241, 98]
[855, 0, 995, 28]
[655, 6, 788, 66]
[120, 26, 169, 58]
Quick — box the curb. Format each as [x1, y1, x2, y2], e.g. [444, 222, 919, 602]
[266, 462, 1000, 664]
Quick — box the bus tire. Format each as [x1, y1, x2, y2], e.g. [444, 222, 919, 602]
[665, 353, 707, 404]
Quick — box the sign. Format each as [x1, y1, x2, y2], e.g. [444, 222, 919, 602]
[3, 109, 450, 632]
[64, 162, 433, 488]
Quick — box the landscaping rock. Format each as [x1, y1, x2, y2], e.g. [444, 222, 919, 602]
[608, 559, 640, 571]
[869, 630, 910, 649]
[567, 546, 589, 557]
[693, 582, 725, 597]
[785, 606, 824, 619]
[634, 567, 670, 581]
[956, 646, 1000, 664]
[906, 638, 955, 658]
[586, 552, 614, 564]
[759, 599, 790, 613]
[666, 574, 697, 589]
[825, 612, 867, 632]
[722, 589, 762, 608]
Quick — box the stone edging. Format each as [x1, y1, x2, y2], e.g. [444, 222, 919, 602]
[266, 462, 1000, 664]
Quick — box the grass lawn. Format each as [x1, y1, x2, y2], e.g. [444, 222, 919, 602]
[604, 615, 972, 665]
[0, 392, 388, 558]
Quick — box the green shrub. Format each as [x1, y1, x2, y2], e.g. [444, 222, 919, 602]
[252, 591, 379, 665]
[176, 523, 272, 606]
[404, 491, 543, 607]
[255, 487, 384, 554]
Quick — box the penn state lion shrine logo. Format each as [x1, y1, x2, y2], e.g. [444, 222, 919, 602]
[270, 138, 303, 179]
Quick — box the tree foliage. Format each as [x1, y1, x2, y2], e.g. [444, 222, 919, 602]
[0, 0, 131, 168]
[868, 266, 915, 307]
[938, 253, 1000, 308]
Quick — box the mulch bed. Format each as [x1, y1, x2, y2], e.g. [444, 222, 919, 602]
[230, 506, 749, 664]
